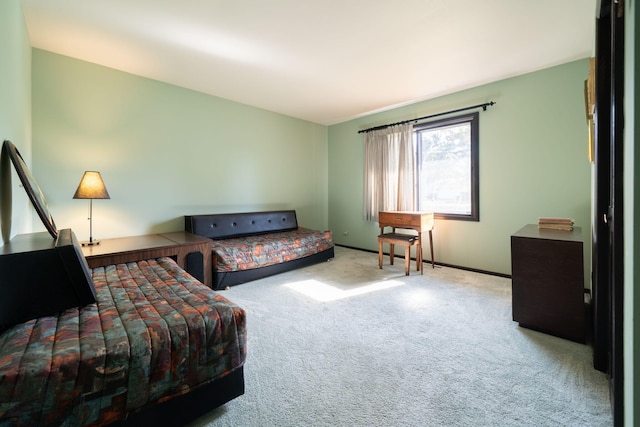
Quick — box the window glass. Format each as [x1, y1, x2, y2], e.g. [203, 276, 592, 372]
[415, 113, 479, 221]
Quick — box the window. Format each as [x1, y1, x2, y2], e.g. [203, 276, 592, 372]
[414, 112, 479, 221]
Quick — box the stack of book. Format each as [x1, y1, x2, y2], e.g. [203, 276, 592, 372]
[538, 217, 574, 231]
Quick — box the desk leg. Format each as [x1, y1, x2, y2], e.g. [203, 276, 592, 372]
[417, 233, 423, 274]
[404, 246, 410, 275]
[429, 230, 435, 268]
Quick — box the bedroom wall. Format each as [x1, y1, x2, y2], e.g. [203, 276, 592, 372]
[327, 59, 591, 277]
[31, 49, 329, 241]
[0, 1, 32, 243]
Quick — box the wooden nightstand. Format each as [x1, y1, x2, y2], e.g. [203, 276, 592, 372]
[81, 231, 212, 287]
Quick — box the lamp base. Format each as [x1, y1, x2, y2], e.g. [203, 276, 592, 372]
[81, 240, 101, 246]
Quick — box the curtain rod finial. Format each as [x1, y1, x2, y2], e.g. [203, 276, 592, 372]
[483, 101, 497, 111]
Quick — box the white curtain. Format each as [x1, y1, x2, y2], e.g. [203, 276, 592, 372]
[362, 123, 416, 222]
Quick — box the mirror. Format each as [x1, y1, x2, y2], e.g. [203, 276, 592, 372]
[1, 140, 58, 239]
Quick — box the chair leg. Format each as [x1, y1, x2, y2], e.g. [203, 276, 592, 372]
[417, 242, 423, 274]
[378, 240, 383, 269]
[389, 243, 395, 265]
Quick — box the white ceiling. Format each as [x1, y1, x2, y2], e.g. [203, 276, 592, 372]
[21, 0, 596, 126]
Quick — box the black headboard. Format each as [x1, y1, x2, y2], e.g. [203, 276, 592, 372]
[185, 210, 298, 239]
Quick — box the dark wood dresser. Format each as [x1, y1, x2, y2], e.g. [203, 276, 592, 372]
[510, 224, 586, 343]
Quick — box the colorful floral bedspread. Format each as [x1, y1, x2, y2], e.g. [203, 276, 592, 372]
[212, 227, 334, 272]
[0, 257, 246, 426]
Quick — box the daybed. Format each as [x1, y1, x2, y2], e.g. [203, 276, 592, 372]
[0, 245, 246, 426]
[185, 210, 334, 290]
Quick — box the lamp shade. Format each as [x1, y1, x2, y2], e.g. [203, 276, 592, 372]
[73, 171, 110, 200]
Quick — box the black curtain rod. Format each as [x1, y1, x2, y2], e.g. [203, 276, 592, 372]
[357, 101, 496, 134]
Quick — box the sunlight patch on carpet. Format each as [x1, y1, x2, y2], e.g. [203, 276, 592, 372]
[284, 279, 404, 302]
[403, 289, 434, 309]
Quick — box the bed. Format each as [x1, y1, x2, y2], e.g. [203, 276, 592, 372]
[0, 140, 247, 425]
[0, 256, 246, 426]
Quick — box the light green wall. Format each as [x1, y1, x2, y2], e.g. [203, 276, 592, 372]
[624, 0, 639, 424]
[31, 49, 328, 240]
[328, 60, 592, 276]
[0, 0, 32, 242]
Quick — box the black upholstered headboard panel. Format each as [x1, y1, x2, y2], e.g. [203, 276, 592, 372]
[185, 210, 298, 239]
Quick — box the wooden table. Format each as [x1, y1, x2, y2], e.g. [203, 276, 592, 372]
[82, 232, 213, 287]
[378, 211, 435, 272]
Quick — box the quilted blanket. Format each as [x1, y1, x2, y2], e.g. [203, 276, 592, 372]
[213, 227, 334, 272]
[0, 257, 246, 426]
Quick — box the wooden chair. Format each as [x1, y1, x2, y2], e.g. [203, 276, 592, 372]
[378, 232, 422, 275]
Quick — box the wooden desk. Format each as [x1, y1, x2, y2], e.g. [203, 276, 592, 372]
[378, 211, 435, 271]
[82, 232, 213, 288]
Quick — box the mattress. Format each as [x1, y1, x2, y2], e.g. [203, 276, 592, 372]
[212, 227, 334, 272]
[0, 257, 246, 426]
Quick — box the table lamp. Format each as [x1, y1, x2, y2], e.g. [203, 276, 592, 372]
[73, 171, 110, 246]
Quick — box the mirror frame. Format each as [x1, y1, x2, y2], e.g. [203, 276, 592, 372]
[2, 140, 58, 239]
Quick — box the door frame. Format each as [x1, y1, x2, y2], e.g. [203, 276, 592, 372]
[592, 1, 624, 425]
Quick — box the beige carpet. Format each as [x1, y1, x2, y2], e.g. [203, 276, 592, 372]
[189, 246, 612, 427]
